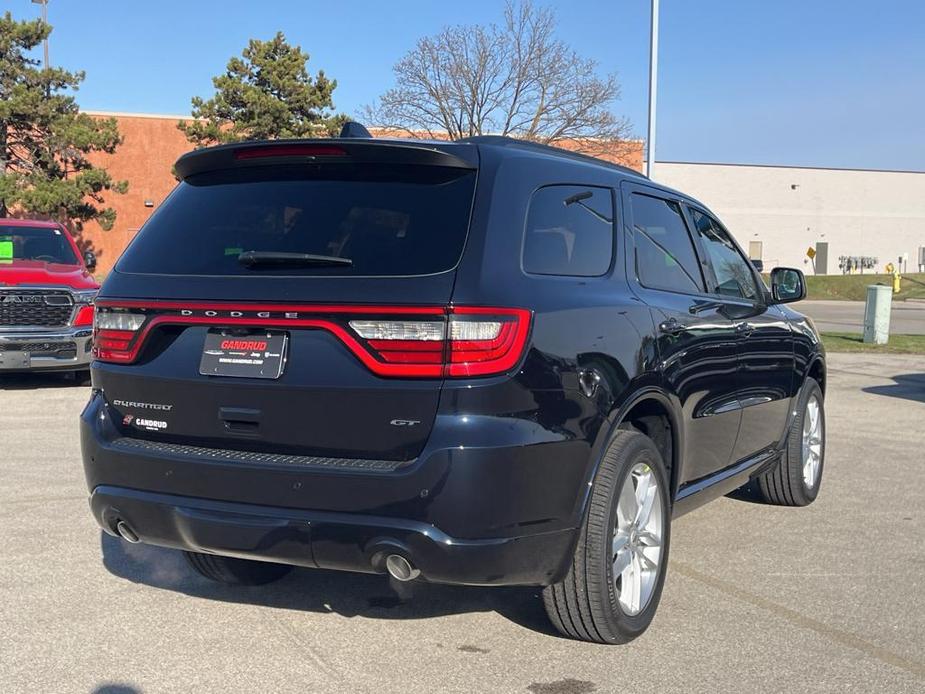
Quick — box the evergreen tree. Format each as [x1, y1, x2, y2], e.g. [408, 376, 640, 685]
[179, 32, 346, 146]
[0, 12, 127, 230]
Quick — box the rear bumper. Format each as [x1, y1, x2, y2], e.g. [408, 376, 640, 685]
[90, 485, 576, 586]
[81, 390, 589, 586]
[0, 327, 93, 372]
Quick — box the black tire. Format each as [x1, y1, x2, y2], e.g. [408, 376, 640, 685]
[183, 551, 293, 585]
[543, 430, 671, 644]
[757, 378, 825, 507]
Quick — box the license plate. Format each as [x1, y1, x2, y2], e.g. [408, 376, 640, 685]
[0, 350, 31, 369]
[199, 331, 288, 379]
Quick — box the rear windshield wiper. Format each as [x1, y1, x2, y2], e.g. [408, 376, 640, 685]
[238, 251, 353, 268]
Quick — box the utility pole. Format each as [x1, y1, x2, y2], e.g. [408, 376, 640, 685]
[32, 0, 49, 70]
[645, 0, 659, 178]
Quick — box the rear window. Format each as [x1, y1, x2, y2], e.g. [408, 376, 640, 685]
[116, 165, 477, 276]
[0, 226, 78, 265]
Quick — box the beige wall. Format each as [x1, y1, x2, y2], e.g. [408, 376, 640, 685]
[651, 161, 925, 274]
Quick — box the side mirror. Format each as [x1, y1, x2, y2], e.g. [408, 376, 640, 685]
[770, 267, 805, 303]
[83, 250, 97, 272]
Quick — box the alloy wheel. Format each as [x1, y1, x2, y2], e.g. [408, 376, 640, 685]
[802, 395, 823, 488]
[612, 462, 664, 616]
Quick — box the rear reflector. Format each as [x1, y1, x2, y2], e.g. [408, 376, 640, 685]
[234, 144, 347, 160]
[92, 303, 531, 378]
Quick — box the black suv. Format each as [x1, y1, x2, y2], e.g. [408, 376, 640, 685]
[80, 135, 826, 643]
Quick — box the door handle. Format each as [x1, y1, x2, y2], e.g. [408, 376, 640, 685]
[735, 322, 754, 337]
[658, 317, 688, 335]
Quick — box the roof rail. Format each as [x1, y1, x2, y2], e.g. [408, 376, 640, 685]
[455, 135, 647, 179]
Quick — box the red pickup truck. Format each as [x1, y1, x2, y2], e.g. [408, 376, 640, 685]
[0, 219, 98, 376]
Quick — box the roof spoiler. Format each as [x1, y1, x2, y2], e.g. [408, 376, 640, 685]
[174, 138, 478, 180]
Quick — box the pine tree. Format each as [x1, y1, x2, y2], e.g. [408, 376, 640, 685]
[0, 12, 127, 230]
[179, 32, 346, 146]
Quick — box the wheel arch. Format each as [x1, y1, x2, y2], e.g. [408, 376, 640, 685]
[806, 355, 826, 395]
[580, 388, 685, 518]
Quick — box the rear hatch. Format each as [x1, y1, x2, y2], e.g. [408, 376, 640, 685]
[93, 140, 486, 461]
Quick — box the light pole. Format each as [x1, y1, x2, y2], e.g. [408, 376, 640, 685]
[32, 0, 49, 70]
[645, 0, 659, 178]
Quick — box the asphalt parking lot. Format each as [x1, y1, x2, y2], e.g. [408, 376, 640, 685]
[2, 352, 923, 694]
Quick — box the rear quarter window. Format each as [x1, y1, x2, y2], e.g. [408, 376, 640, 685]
[116, 164, 476, 277]
[522, 185, 614, 277]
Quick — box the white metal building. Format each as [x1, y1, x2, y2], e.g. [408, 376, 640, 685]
[652, 161, 925, 275]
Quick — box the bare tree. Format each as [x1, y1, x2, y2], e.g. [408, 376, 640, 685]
[363, 1, 633, 156]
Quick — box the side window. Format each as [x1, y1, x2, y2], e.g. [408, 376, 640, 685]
[631, 193, 705, 294]
[523, 185, 613, 277]
[689, 209, 760, 301]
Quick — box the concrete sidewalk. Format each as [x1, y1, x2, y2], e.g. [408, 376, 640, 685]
[797, 299, 925, 334]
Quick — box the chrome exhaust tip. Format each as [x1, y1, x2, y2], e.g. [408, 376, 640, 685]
[385, 554, 420, 582]
[115, 520, 140, 544]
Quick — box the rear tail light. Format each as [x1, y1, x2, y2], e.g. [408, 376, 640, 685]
[92, 303, 531, 378]
[93, 311, 147, 362]
[348, 307, 531, 377]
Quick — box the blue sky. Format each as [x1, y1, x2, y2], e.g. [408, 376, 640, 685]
[9, 0, 925, 170]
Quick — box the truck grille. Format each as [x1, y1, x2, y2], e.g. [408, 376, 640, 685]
[0, 289, 73, 328]
[0, 341, 77, 353]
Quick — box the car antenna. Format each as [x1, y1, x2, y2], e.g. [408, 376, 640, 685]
[339, 121, 373, 139]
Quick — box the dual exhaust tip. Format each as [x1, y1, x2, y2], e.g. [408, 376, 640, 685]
[114, 519, 421, 582]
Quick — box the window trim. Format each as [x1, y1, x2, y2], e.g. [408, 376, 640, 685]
[521, 183, 617, 279]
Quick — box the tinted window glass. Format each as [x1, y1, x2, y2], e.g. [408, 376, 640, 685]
[631, 194, 704, 293]
[523, 185, 613, 276]
[0, 226, 78, 265]
[689, 209, 760, 300]
[117, 165, 476, 276]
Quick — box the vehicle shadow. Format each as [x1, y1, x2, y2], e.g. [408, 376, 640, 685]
[99, 532, 557, 637]
[0, 372, 86, 390]
[862, 373, 925, 404]
[92, 685, 141, 694]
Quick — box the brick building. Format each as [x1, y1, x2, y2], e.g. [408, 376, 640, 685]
[81, 112, 645, 273]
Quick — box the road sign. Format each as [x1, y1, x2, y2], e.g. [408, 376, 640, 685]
[806, 246, 816, 259]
